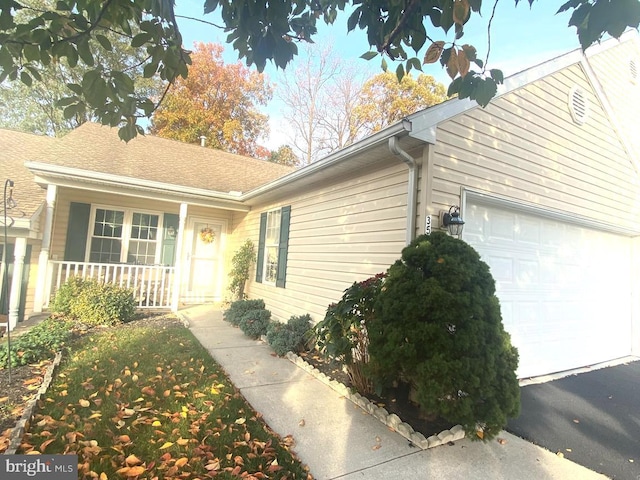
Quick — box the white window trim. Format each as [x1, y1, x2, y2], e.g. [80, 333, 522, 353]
[262, 209, 281, 286]
[85, 204, 165, 264]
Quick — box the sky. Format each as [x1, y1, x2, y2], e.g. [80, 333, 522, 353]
[172, 1, 585, 150]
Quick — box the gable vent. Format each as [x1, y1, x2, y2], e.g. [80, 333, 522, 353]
[630, 58, 638, 84]
[568, 86, 589, 125]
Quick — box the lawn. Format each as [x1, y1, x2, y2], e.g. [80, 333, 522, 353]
[15, 315, 312, 479]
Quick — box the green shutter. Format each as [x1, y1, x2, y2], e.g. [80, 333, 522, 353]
[64, 202, 91, 261]
[256, 212, 267, 283]
[161, 213, 179, 266]
[276, 206, 291, 288]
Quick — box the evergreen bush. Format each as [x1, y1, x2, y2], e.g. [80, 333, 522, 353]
[228, 240, 256, 300]
[266, 314, 312, 356]
[368, 231, 520, 440]
[239, 308, 272, 339]
[223, 299, 266, 326]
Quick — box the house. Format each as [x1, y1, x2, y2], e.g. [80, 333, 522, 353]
[2, 31, 639, 379]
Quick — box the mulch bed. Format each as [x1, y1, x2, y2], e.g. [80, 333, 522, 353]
[298, 351, 455, 438]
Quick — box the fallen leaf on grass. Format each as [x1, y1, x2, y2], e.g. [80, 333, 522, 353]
[159, 442, 174, 450]
[174, 457, 188, 468]
[79, 399, 90, 407]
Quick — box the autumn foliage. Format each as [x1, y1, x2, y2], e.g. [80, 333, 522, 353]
[151, 43, 272, 157]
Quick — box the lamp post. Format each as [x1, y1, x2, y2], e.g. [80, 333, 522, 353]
[3, 179, 14, 382]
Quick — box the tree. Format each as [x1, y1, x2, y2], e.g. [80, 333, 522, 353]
[1, 0, 637, 140]
[279, 51, 447, 161]
[0, 16, 162, 136]
[277, 45, 343, 164]
[150, 42, 272, 156]
[354, 72, 448, 133]
[269, 145, 301, 167]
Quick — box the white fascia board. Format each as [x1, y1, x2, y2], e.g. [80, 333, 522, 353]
[26, 161, 250, 212]
[241, 120, 412, 201]
[408, 50, 585, 143]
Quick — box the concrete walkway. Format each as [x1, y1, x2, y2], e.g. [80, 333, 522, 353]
[181, 305, 609, 480]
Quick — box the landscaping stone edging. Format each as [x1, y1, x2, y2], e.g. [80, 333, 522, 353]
[285, 351, 466, 449]
[5, 352, 63, 455]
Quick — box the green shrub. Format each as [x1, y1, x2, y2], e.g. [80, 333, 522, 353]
[368, 232, 520, 440]
[314, 274, 385, 394]
[0, 317, 74, 367]
[228, 240, 256, 301]
[50, 276, 88, 315]
[69, 280, 136, 326]
[239, 309, 271, 339]
[267, 314, 312, 357]
[224, 299, 266, 326]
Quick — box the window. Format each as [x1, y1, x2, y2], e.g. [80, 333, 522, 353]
[263, 210, 281, 284]
[88, 207, 162, 264]
[256, 206, 291, 288]
[90, 208, 124, 263]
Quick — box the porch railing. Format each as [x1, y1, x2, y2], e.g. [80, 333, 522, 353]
[46, 261, 175, 310]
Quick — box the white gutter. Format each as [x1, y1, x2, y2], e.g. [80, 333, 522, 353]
[388, 137, 418, 245]
[242, 119, 412, 201]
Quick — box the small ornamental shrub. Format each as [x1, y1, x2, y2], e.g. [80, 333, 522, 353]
[239, 309, 272, 339]
[228, 240, 256, 300]
[267, 314, 312, 357]
[314, 274, 385, 394]
[368, 232, 520, 440]
[224, 299, 266, 326]
[68, 280, 136, 326]
[50, 276, 88, 316]
[0, 317, 74, 367]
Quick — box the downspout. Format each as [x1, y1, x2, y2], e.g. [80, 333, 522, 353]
[388, 137, 418, 245]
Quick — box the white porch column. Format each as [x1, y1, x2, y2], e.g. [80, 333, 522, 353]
[171, 203, 188, 312]
[33, 184, 57, 312]
[8, 237, 27, 330]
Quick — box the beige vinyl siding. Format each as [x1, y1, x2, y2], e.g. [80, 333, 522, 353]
[237, 163, 411, 323]
[588, 37, 640, 163]
[432, 63, 640, 229]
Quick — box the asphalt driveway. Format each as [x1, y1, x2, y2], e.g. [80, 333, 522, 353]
[507, 359, 640, 480]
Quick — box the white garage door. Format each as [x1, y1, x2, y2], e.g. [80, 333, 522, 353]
[463, 198, 633, 379]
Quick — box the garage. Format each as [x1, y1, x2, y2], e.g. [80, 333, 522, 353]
[462, 195, 633, 379]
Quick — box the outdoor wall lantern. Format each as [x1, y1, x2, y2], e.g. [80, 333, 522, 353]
[440, 205, 465, 237]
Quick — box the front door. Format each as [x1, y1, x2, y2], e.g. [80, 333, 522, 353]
[185, 219, 224, 302]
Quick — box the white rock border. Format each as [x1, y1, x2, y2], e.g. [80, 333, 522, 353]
[285, 351, 466, 449]
[5, 351, 63, 455]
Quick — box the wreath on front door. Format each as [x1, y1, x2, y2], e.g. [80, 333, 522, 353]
[199, 226, 216, 244]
